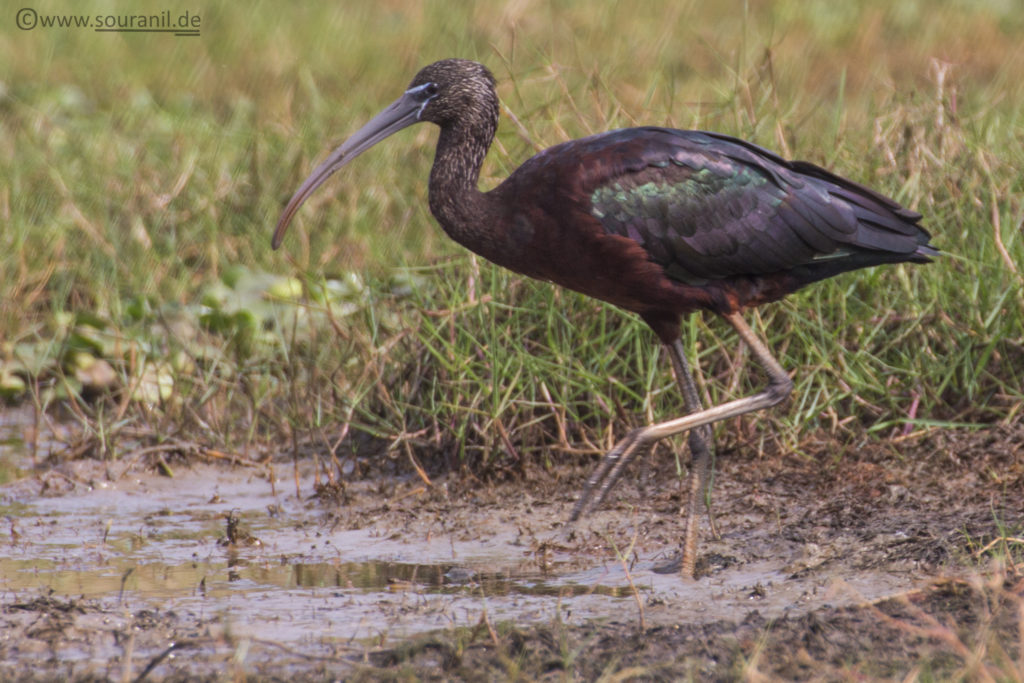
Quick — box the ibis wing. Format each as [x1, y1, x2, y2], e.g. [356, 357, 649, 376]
[581, 128, 929, 284]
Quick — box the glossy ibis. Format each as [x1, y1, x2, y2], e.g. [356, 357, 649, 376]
[273, 59, 935, 578]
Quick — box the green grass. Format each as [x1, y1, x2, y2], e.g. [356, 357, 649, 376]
[1, 0, 1022, 466]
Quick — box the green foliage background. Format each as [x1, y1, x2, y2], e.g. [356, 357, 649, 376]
[1, 0, 1021, 465]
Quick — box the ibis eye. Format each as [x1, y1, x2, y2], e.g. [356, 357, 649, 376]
[406, 82, 439, 104]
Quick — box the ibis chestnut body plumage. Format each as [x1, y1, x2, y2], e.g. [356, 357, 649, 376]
[273, 59, 935, 578]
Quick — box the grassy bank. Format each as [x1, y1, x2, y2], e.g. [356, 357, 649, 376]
[1, 1, 1021, 469]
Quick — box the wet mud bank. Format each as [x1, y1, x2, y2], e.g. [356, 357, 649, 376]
[0, 412, 1021, 680]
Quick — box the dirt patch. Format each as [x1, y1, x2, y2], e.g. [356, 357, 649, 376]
[352, 576, 1022, 681]
[0, 420, 1021, 680]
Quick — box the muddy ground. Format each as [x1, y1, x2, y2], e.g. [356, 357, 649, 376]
[0, 414, 1022, 681]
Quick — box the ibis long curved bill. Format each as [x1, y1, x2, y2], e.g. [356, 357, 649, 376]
[272, 87, 431, 249]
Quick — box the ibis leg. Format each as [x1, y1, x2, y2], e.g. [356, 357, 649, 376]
[567, 339, 712, 524]
[568, 312, 793, 578]
[665, 339, 714, 579]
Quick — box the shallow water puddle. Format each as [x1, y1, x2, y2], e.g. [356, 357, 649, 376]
[0, 409, 922, 649]
[0, 447, 652, 644]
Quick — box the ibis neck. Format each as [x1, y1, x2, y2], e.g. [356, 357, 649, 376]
[427, 121, 497, 254]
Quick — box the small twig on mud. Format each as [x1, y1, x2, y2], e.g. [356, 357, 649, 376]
[203, 448, 261, 467]
[607, 517, 646, 630]
[620, 554, 645, 631]
[133, 639, 202, 683]
[972, 536, 1024, 562]
[493, 417, 521, 467]
[390, 485, 427, 504]
[404, 441, 433, 487]
[889, 429, 932, 444]
[475, 610, 501, 647]
[115, 439, 242, 479]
